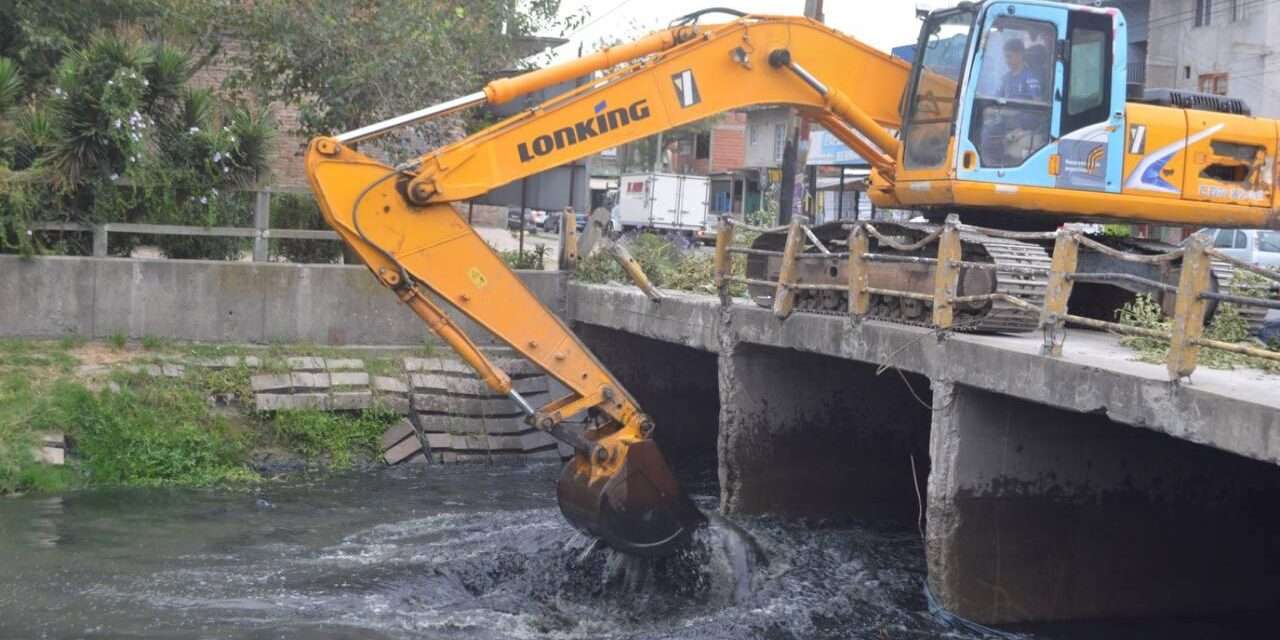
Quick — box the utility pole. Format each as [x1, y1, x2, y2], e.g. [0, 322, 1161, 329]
[778, 0, 824, 224]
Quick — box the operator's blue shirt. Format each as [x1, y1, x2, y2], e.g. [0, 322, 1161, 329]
[1000, 67, 1043, 101]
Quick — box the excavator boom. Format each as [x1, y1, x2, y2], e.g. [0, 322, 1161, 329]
[306, 3, 1279, 556]
[305, 11, 914, 556]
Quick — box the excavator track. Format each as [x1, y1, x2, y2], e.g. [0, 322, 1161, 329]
[746, 222, 1049, 333]
[1114, 238, 1269, 334]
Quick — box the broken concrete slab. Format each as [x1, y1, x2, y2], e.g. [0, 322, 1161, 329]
[412, 394, 524, 416]
[372, 376, 409, 394]
[329, 391, 372, 411]
[374, 396, 411, 415]
[289, 371, 330, 390]
[329, 371, 370, 388]
[250, 373, 292, 393]
[381, 420, 415, 450]
[286, 356, 325, 371]
[409, 373, 546, 395]
[255, 393, 329, 412]
[403, 357, 472, 374]
[411, 414, 531, 435]
[324, 358, 364, 370]
[383, 433, 424, 465]
[196, 355, 262, 369]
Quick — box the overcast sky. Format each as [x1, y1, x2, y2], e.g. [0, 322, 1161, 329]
[543, 0, 960, 62]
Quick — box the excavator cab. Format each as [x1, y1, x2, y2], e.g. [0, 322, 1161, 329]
[892, 1, 1130, 214]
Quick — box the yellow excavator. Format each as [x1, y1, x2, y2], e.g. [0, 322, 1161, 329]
[306, 2, 1279, 556]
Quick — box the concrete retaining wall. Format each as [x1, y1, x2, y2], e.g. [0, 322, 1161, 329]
[0, 255, 565, 345]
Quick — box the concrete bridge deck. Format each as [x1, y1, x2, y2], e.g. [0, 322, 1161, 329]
[568, 282, 1280, 625]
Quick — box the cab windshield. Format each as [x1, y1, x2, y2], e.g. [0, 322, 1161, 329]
[902, 8, 975, 169]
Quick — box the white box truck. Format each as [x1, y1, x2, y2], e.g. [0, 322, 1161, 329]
[616, 173, 711, 241]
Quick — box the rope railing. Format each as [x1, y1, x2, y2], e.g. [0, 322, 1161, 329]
[711, 214, 1280, 381]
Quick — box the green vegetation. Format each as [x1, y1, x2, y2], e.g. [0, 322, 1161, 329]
[140, 335, 170, 350]
[0, 371, 75, 493]
[270, 409, 397, 469]
[43, 378, 254, 487]
[0, 338, 414, 495]
[1115, 273, 1280, 374]
[269, 193, 342, 264]
[574, 233, 747, 297]
[499, 244, 548, 270]
[223, 1, 578, 154]
[1, 31, 272, 259]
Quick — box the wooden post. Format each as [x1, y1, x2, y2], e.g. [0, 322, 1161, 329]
[931, 215, 961, 329]
[92, 224, 108, 257]
[559, 207, 579, 270]
[713, 216, 737, 296]
[253, 190, 271, 262]
[847, 224, 871, 322]
[1167, 236, 1213, 380]
[1040, 229, 1080, 356]
[772, 214, 807, 319]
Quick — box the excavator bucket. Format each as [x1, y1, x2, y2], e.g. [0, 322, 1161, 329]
[557, 440, 706, 557]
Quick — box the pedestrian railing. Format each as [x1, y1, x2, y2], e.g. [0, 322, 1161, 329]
[712, 214, 1280, 381]
[26, 187, 340, 263]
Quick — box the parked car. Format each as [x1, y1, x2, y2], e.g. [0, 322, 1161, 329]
[506, 207, 523, 230]
[524, 209, 548, 228]
[1193, 228, 1280, 269]
[542, 209, 561, 233]
[575, 211, 588, 231]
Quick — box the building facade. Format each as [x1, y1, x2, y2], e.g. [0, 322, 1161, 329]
[1146, 0, 1279, 117]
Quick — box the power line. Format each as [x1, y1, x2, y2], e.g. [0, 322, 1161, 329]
[553, 0, 640, 49]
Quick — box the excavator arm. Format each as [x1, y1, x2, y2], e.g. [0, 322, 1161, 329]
[305, 12, 911, 556]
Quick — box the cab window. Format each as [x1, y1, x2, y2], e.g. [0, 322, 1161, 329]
[969, 17, 1056, 168]
[902, 9, 976, 169]
[1060, 11, 1113, 138]
[1067, 29, 1106, 116]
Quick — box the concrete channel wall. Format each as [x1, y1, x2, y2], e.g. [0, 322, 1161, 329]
[7, 257, 1280, 625]
[0, 255, 565, 345]
[568, 282, 1280, 625]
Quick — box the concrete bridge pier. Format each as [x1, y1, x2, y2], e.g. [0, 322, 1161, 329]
[717, 338, 932, 522]
[927, 382, 1280, 624]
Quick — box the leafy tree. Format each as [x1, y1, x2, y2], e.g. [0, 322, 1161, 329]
[225, 0, 573, 156]
[0, 0, 228, 90]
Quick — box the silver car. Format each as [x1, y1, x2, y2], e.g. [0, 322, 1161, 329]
[1196, 228, 1280, 269]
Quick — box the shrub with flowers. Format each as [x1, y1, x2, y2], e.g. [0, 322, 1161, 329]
[1, 33, 273, 259]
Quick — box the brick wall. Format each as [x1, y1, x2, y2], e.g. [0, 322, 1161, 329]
[710, 112, 747, 173]
[188, 39, 312, 188]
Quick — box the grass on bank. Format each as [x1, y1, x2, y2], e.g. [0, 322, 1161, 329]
[0, 338, 401, 495]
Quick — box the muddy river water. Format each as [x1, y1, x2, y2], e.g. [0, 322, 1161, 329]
[0, 463, 1264, 639]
